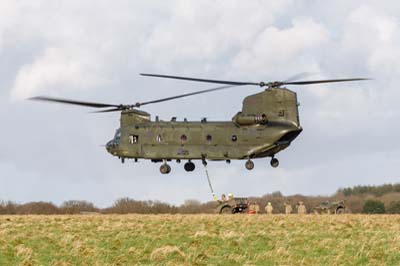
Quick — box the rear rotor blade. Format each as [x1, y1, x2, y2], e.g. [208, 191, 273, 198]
[141, 73, 370, 88]
[140, 73, 259, 86]
[283, 78, 370, 86]
[29, 96, 120, 108]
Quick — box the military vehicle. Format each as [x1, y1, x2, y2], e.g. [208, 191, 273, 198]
[314, 201, 346, 214]
[30, 73, 368, 174]
[217, 197, 249, 214]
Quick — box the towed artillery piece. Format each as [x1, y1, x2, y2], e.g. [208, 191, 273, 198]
[217, 197, 249, 214]
[314, 200, 346, 214]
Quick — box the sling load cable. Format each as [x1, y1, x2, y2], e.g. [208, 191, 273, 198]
[202, 158, 218, 202]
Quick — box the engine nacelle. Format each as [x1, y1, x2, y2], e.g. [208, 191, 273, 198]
[232, 112, 268, 126]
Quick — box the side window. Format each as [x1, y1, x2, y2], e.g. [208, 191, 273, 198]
[115, 129, 121, 144]
[231, 135, 238, 142]
[180, 134, 187, 143]
[129, 135, 139, 144]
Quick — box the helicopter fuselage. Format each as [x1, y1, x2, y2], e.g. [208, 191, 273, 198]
[106, 120, 302, 161]
[106, 87, 302, 172]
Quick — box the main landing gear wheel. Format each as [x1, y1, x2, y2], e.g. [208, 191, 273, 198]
[245, 160, 254, 170]
[184, 161, 195, 172]
[270, 158, 279, 168]
[160, 163, 171, 174]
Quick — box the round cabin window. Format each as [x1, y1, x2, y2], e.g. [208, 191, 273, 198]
[180, 134, 187, 143]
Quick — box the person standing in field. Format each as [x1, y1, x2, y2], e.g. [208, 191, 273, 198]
[249, 202, 260, 214]
[297, 201, 307, 214]
[226, 193, 235, 207]
[265, 202, 273, 214]
[284, 202, 292, 214]
[228, 193, 234, 202]
[254, 202, 260, 214]
[248, 202, 258, 214]
[221, 194, 227, 202]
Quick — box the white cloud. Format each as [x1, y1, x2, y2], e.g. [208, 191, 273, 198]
[141, 1, 292, 73]
[232, 17, 327, 78]
[11, 46, 109, 99]
[0, 1, 19, 51]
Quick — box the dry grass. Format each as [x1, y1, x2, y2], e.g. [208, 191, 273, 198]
[0, 214, 399, 265]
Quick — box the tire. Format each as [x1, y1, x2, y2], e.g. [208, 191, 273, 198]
[336, 207, 345, 214]
[245, 160, 254, 170]
[220, 206, 232, 214]
[160, 164, 170, 174]
[184, 162, 195, 172]
[166, 164, 171, 174]
[270, 158, 279, 168]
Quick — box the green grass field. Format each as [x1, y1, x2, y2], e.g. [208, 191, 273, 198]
[0, 214, 399, 266]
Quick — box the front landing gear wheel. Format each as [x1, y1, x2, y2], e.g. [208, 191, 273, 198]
[160, 164, 171, 174]
[270, 158, 279, 168]
[245, 160, 254, 170]
[184, 161, 195, 172]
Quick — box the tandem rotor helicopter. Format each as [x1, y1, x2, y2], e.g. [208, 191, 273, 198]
[31, 74, 368, 174]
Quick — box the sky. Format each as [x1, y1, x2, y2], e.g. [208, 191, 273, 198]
[1, 0, 400, 207]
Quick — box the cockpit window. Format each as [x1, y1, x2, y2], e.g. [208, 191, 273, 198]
[114, 129, 121, 144]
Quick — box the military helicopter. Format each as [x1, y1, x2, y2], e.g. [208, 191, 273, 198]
[31, 74, 368, 174]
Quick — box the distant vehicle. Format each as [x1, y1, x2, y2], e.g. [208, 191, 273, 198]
[314, 201, 346, 214]
[217, 197, 249, 214]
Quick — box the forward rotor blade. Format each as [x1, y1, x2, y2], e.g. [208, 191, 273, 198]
[29, 96, 120, 108]
[92, 107, 124, 113]
[141, 73, 259, 86]
[139, 85, 242, 107]
[283, 78, 370, 86]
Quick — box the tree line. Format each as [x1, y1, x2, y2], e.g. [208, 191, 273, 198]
[1, 184, 400, 215]
[337, 184, 400, 197]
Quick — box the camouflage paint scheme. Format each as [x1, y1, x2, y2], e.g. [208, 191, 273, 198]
[106, 87, 302, 162]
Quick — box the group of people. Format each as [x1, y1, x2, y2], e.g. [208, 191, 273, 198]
[248, 201, 307, 214]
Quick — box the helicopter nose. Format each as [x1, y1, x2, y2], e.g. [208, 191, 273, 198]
[105, 140, 114, 153]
